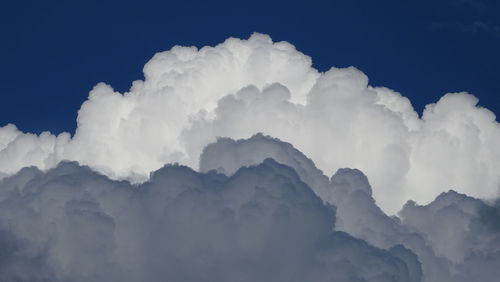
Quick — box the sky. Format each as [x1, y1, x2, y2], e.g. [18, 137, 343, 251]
[1, 0, 499, 135]
[2, 1, 500, 281]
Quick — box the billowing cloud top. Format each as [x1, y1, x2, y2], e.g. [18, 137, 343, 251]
[1, 33, 499, 214]
[1, 134, 500, 282]
[0, 158, 421, 282]
[200, 134, 500, 282]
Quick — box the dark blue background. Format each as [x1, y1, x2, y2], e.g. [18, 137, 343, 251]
[1, 0, 499, 135]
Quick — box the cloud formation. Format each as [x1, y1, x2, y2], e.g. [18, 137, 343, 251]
[200, 134, 500, 282]
[1, 134, 500, 281]
[1, 33, 500, 213]
[0, 158, 421, 282]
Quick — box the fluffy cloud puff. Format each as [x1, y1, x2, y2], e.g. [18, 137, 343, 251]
[0, 158, 420, 282]
[1, 33, 500, 213]
[201, 134, 500, 282]
[2, 134, 500, 282]
[400, 191, 500, 282]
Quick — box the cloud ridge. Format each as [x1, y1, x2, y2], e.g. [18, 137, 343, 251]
[1, 33, 499, 214]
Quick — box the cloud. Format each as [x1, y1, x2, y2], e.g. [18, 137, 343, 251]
[199, 133, 331, 200]
[400, 190, 500, 281]
[2, 132, 500, 281]
[186, 72, 500, 213]
[1, 33, 500, 214]
[200, 134, 500, 282]
[0, 159, 421, 282]
[200, 134, 449, 282]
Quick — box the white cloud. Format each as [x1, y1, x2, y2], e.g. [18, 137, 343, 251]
[0, 33, 499, 213]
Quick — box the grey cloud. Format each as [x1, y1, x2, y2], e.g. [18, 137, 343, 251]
[0, 157, 417, 282]
[306, 233, 419, 282]
[200, 134, 500, 282]
[1, 133, 499, 282]
[199, 133, 330, 200]
[200, 134, 443, 281]
[400, 190, 500, 281]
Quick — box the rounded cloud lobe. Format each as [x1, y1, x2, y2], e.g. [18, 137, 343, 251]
[1, 134, 500, 281]
[1, 33, 499, 282]
[1, 33, 499, 214]
[0, 158, 420, 282]
[200, 134, 500, 282]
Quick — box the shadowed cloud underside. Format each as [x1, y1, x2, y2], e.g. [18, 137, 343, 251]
[1, 134, 499, 281]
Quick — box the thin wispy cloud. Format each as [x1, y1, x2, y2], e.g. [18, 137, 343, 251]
[431, 0, 500, 38]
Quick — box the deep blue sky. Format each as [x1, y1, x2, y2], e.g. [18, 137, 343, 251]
[1, 0, 499, 135]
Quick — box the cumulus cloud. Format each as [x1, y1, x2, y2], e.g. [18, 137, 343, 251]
[200, 134, 443, 282]
[1, 33, 499, 214]
[2, 30, 500, 281]
[0, 158, 422, 282]
[201, 134, 500, 282]
[400, 190, 500, 281]
[2, 133, 500, 281]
